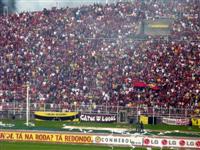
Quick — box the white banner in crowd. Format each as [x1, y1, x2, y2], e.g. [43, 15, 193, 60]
[162, 117, 190, 126]
[80, 114, 117, 122]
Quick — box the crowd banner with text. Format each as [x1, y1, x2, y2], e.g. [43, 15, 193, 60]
[34, 112, 80, 121]
[80, 114, 117, 122]
[162, 117, 190, 126]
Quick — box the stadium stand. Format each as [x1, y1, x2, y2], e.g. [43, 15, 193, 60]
[0, 0, 199, 113]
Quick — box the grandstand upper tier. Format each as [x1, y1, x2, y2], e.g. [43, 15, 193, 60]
[0, 0, 199, 110]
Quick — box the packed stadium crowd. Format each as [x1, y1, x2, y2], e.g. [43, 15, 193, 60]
[0, 0, 199, 112]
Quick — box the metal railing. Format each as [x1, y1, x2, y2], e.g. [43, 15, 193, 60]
[0, 102, 197, 120]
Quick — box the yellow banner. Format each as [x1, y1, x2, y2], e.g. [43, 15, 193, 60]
[34, 112, 78, 117]
[148, 24, 169, 28]
[191, 118, 200, 126]
[140, 115, 148, 125]
[0, 131, 92, 144]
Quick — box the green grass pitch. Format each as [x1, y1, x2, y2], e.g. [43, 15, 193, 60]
[0, 141, 169, 150]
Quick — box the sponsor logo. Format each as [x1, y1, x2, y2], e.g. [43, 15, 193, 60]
[144, 138, 150, 145]
[196, 141, 200, 147]
[179, 140, 185, 146]
[95, 136, 101, 143]
[162, 139, 167, 145]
